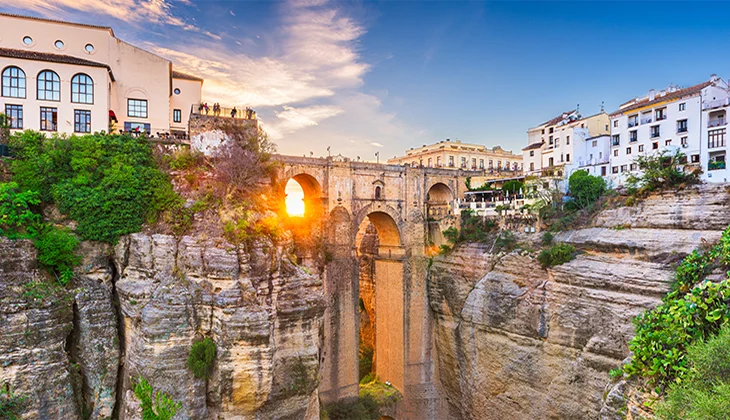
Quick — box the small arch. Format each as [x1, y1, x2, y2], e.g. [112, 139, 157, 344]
[284, 173, 323, 217]
[426, 182, 454, 203]
[37, 69, 60, 101]
[375, 186, 382, 200]
[1, 66, 26, 98]
[364, 211, 401, 248]
[71, 73, 94, 104]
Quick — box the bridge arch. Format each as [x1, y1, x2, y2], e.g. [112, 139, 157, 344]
[282, 172, 324, 217]
[426, 182, 454, 204]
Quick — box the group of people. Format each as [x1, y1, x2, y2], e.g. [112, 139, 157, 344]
[198, 103, 255, 119]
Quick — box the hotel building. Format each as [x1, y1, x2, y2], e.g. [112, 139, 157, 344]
[0, 13, 203, 137]
[608, 75, 729, 185]
[388, 139, 522, 173]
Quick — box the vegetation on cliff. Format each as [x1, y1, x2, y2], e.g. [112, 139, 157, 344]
[187, 337, 217, 379]
[622, 227, 730, 393]
[626, 150, 701, 196]
[0, 386, 26, 420]
[133, 377, 181, 420]
[537, 243, 576, 268]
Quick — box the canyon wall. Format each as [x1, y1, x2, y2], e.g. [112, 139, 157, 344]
[428, 184, 730, 419]
[0, 232, 325, 420]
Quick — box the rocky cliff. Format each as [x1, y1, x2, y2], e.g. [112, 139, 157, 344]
[0, 232, 325, 420]
[428, 184, 730, 419]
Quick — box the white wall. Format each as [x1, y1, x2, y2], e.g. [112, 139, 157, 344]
[170, 77, 202, 132]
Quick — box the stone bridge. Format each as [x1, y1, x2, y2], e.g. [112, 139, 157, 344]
[273, 154, 480, 419]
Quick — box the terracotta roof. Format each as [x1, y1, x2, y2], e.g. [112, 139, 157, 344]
[522, 141, 544, 151]
[0, 12, 114, 35]
[172, 70, 204, 82]
[0, 47, 115, 80]
[540, 110, 576, 127]
[611, 81, 713, 116]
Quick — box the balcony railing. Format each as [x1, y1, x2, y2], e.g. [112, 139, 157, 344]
[708, 119, 727, 128]
[677, 127, 688, 133]
[628, 121, 638, 128]
[709, 138, 726, 149]
[578, 157, 610, 167]
[192, 103, 257, 120]
[704, 98, 730, 110]
[641, 117, 652, 124]
[656, 114, 667, 121]
[650, 131, 660, 138]
[629, 136, 638, 142]
[709, 160, 726, 171]
[611, 139, 620, 146]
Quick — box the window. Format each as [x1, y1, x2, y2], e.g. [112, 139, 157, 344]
[679, 102, 686, 111]
[611, 135, 620, 146]
[479, 159, 484, 169]
[566, 153, 570, 162]
[2, 66, 26, 98]
[592, 140, 597, 147]
[37, 70, 60, 101]
[639, 145, 644, 152]
[691, 154, 700, 163]
[652, 141, 659, 150]
[85, 43, 95, 53]
[613, 149, 618, 157]
[709, 128, 726, 148]
[548, 157, 554, 166]
[437, 156, 441, 166]
[650, 125, 660, 138]
[488, 160, 493, 168]
[428, 158, 432, 167]
[628, 115, 639, 127]
[541, 129, 545, 135]
[4, 104, 22, 129]
[630, 163, 637, 171]
[71, 73, 93, 104]
[54, 40, 64, 49]
[23, 36, 33, 45]
[599, 152, 603, 158]
[375, 186, 381, 200]
[629, 131, 637, 142]
[174, 88, 181, 95]
[601, 166, 607, 176]
[566, 135, 570, 145]
[530, 151, 534, 157]
[40, 107, 57, 131]
[530, 162, 535, 171]
[448, 156, 454, 167]
[549, 127, 554, 133]
[611, 166, 618, 174]
[677, 119, 688, 133]
[460, 157, 466, 168]
[74, 109, 91, 133]
[127, 99, 148, 118]
[505, 161, 510, 169]
[613, 120, 618, 128]
[471, 158, 476, 168]
[656, 108, 666, 120]
[665, 139, 672, 146]
[173, 109, 182, 123]
[681, 136, 688, 146]
[620, 165, 627, 173]
[626, 147, 632, 155]
[549, 135, 553, 145]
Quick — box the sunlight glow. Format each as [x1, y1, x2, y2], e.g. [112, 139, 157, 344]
[285, 179, 305, 216]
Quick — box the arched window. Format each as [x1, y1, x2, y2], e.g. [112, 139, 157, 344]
[1, 66, 26, 98]
[37, 70, 60, 101]
[375, 186, 382, 200]
[71, 73, 93, 104]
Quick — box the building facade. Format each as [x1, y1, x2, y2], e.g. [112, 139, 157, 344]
[388, 139, 522, 173]
[0, 13, 203, 137]
[608, 75, 729, 185]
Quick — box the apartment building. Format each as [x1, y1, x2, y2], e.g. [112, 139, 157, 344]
[574, 134, 611, 178]
[388, 139, 522, 172]
[608, 75, 729, 185]
[0, 13, 203, 136]
[523, 110, 610, 178]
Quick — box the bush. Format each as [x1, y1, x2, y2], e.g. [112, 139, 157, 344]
[567, 170, 605, 209]
[187, 337, 216, 379]
[442, 226, 459, 244]
[0, 182, 41, 238]
[8, 131, 180, 243]
[33, 225, 80, 285]
[0, 386, 26, 420]
[502, 180, 524, 194]
[655, 326, 730, 419]
[625, 150, 701, 195]
[324, 395, 379, 420]
[494, 230, 516, 252]
[167, 147, 203, 170]
[537, 243, 575, 268]
[623, 227, 730, 389]
[133, 377, 181, 420]
[359, 345, 374, 382]
[214, 124, 276, 194]
[540, 231, 554, 246]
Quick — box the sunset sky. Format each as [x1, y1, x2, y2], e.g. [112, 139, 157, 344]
[5, 1, 730, 161]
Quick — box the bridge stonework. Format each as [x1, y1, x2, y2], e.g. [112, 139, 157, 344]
[275, 155, 478, 420]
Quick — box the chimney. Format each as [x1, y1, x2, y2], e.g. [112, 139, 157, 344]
[711, 73, 719, 82]
[648, 89, 655, 101]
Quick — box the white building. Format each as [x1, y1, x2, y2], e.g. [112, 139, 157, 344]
[0, 13, 203, 137]
[608, 75, 730, 185]
[574, 134, 611, 179]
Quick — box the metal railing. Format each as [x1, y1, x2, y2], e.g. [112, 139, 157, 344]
[656, 114, 667, 121]
[677, 126, 688, 133]
[708, 119, 727, 128]
[628, 121, 638, 128]
[650, 130, 660, 138]
[641, 117, 653, 124]
[191, 103, 257, 120]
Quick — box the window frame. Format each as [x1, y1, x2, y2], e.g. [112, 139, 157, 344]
[1, 66, 27, 98]
[40, 106, 58, 131]
[37, 70, 61, 102]
[74, 109, 92, 133]
[173, 109, 182, 123]
[127, 98, 148, 118]
[71, 73, 94, 104]
[4, 104, 23, 129]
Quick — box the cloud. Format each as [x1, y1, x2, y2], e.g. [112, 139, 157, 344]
[7, 0, 220, 39]
[370, 142, 384, 148]
[229, 10, 235, 16]
[267, 105, 344, 138]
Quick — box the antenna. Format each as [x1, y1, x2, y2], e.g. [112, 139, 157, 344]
[600, 101, 604, 112]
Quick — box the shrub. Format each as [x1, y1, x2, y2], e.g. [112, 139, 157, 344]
[133, 377, 181, 420]
[0, 182, 41, 238]
[214, 124, 277, 194]
[540, 231, 554, 246]
[625, 150, 701, 195]
[324, 395, 379, 420]
[33, 225, 80, 285]
[494, 230, 516, 252]
[187, 337, 216, 379]
[0, 386, 26, 420]
[567, 170, 605, 209]
[501, 180, 524, 194]
[442, 226, 459, 244]
[537, 243, 575, 268]
[167, 148, 203, 170]
[359, 345, 374, 382]
[655, 326, 730, 419]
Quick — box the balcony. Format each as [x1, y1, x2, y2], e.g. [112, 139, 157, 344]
[628, 122, 638, 128]
[629, 135, 638, 142]
[704, 97, 730, 110]
[709, 160, 726, 171]
[677, 127, 688, 133]
[650, 130, 660, 138]
[708, 119, 727, 128]
[641, 117, 653, 124]
[656, 114, 667, 121]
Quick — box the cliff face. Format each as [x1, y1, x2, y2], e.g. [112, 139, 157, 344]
[0, 232, 325, 420]
[428, 184, 730, 420]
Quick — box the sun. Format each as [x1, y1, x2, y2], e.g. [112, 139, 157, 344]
[285, 179, 305, 217]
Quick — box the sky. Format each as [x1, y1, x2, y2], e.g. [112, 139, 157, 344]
[4, 0, 730, 162]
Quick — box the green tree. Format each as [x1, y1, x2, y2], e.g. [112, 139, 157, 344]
[625, 150, 701, 194]
[501, 180, 524, 194]
[567, 170, 605, 209]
